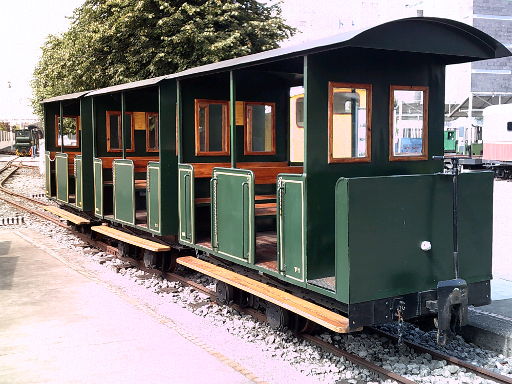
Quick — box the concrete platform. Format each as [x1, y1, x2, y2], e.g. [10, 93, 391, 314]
[0, 231, 256, 384]
[463, 278, 512, 357]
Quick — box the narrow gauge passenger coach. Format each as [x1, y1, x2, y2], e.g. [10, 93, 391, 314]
[42, 17, 510, 343]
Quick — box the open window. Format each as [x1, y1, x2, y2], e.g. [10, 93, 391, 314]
[146, 112, 159, 152]
[389, 85, 428, 161]
[328, 82, 371, 163]
[55, 115, 80, 148]
[244, 102, 276, 155]
[106, 111, 134, 152]
[194, 99, 229, 156]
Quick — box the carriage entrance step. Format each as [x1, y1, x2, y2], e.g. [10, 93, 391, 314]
[176, 256, 351, 333]
[91, 225, 171, 252]
[43, 206, 90, 225]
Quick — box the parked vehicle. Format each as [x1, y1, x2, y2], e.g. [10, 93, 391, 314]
[42, 17, 509, 344]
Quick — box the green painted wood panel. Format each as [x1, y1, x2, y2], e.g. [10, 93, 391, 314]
[147, 162, 160, 233]
[212, 168, 254, 263]
[75, 155, 83, 209]
[335, 172, 493, 304]
[113, 159, 135, 225]
[93, 158, 103, 217]
[55, 153, 68, 203]
[277, 174, 305, 282]
[45, 151, 52, 197]
[178, 164, 194, 245]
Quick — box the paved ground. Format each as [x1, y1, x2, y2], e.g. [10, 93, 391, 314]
[493, 180, 512, 283]
[0, 231, 257, 384]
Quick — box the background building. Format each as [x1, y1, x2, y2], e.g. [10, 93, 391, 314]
[279, 0, 512, 153]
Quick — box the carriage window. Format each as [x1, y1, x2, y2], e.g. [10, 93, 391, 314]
[146, 112, 159, 152]
[106, 111, 134, 152]
[296, 97, 304, 128]
[328, 82, 371, 163]
[55, 115, 79, 148]
[390, 86, 428, 161]
[245, 102, 276, 155]
[195, 100, 229, 156]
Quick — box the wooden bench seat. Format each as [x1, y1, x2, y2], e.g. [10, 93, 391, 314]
[176, 256, 350, 333]
[100, 157, 159, 173]
[255, 202, 277, 216]
[91, 225, 171, 252]
[195, 194, 276, 206]
[189, 162, 303, 184]
[51, 151, 80, 176]
[43, 205, 90, 225]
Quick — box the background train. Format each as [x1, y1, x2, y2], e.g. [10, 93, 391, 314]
[13, 125, 41, 156]
[42, 17, 510, 344]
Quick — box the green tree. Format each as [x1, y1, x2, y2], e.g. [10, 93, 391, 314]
[32, 0, 294, 116]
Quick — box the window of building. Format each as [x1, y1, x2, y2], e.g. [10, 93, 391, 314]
[146, 112, 159, 152]
[389, 86, 428, 161]
[106, 111, 134, 152]
[245, 102, 276, 155]
[328, 82, 372, 163]
[195, 100, 229, 156]
[55, 115, 80, 148]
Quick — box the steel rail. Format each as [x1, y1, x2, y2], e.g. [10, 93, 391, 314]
[371, 328, 512, 384]
[3, 158, 507, 384]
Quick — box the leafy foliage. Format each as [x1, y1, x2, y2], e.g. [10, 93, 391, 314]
[32, 0, 294, 116]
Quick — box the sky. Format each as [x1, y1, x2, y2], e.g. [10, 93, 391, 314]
[0, 0, 83, 122]
[0, 0, 474, 122]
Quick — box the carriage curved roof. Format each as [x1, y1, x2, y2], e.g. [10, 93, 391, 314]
[44, 16, 511, 100]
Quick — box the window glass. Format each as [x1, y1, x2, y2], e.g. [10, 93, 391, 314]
[106, 111, 133, 152]
[195, 100, 229, 155]
[390, 87, 427, 159]
[55, 115, 79, 147]
[296, 97, 304, 128]
[329, 83, 371, 162]
[147, 113, 159, 151]
[245, 102, 275, 154]
[109, 113, 121, 149]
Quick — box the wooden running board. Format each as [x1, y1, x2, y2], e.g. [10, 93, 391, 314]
[43, 206, 90, 225]
[176, 256, 350, 333]
[91, 225, 171, 252]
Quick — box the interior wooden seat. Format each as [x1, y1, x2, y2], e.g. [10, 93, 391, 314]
[255, 202, 277, 216]
[189, 162, 303, 185]
[195, 194, 276, 206]
[177, 256, 350, 333]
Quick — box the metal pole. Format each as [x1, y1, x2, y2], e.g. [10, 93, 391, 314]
[177, 80, 182, 164]
[230, 71, 236, 168]
[59, 101, 64, 152]
[91, 97, 97, 158]
[121, 92, 126, 159]
[452, 158, 460, 279]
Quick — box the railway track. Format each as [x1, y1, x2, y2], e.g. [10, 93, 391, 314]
[1, 162, 511, 384]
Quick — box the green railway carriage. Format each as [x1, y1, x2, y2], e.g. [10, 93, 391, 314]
[42, 17, 510, 342]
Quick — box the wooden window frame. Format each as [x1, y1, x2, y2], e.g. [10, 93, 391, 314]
[106, 110, 135, 153]
[244, 101, 277, 156]
[389, 85, 429, 162]
[194, 99, 230, 156]
[146, 112, 159, 152]
[54, 115, 80, 149]
[328, 82, 372, 164]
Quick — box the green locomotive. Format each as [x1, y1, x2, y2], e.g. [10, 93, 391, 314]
[42, 17, 509, 343]
[14, 126, 40, 156]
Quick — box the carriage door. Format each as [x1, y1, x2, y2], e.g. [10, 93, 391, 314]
[277, 174, 305, 282]
[211, 168, 255, 263]
[75, 155, 83, 209]
[147, 162, 161, 233]
[178, 164, 194, 245]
